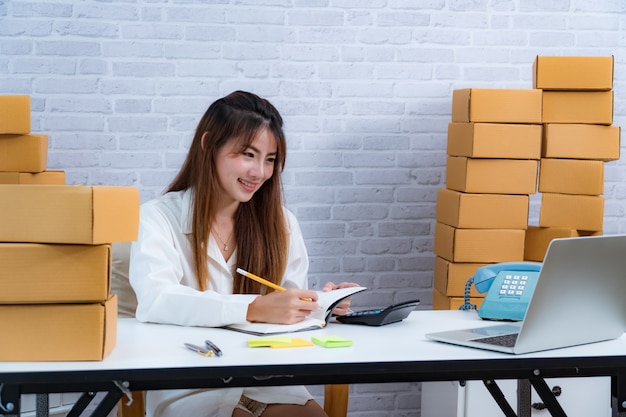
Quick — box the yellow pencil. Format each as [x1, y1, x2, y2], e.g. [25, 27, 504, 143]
[236, 268, 286, 292]
[236, 268, 312, 301]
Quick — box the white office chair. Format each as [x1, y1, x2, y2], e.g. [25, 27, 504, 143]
[110, 242, 349, 417]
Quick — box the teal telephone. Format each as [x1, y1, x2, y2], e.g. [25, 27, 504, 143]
[460, 261, 542, 321]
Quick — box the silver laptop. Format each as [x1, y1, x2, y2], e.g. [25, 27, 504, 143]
[426, 234, 626, 354]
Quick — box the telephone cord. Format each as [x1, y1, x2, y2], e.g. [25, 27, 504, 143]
[459, 276, 477, 311]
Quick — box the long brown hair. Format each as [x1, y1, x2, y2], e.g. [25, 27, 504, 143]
[168, 91, 288, 293]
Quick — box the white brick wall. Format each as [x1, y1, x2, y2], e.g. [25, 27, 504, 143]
[2, 1, 624, 415]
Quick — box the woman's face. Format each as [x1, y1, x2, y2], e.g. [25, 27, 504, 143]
[214, 128, 277, 206]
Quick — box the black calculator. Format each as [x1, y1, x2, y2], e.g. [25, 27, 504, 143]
[336, 299, 420, 326]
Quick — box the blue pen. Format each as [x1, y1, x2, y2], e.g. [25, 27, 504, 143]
[205, 339, 223, 356]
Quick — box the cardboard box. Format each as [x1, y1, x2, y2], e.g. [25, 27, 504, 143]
[539, 193, 604, 231]
[451, 88, 542, 124]
[434, 222, 526, 263]
[539, 159, 604, 195]
[542, 124, 620, 161]
[0, 243, 111, 303]
[434, 256, 487, 297]
[533, 56, 614, 91]
[433, 287, 483, 311]
[0, 134, 48, 172]
[524, 226, 601, 262]
[0, 170, 65, 185]
[446, 156, 538, 195]
[0, 185, 140, 244]
[0, 95, 30, 134]
[0, 295, 117, 361]
[436, 188, 529, 229]
[447, 122, 541, 159]
[542, 91, 613, 125]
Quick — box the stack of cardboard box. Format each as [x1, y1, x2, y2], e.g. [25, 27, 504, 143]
[433, 89, 542, 309]
[432, 56, 620, 310]
[0, 95, 140, 361]
[0, 95, 65, 185]
[525, 56, 619, 260]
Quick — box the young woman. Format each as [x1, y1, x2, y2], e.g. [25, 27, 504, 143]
[129, 91, 357, 417]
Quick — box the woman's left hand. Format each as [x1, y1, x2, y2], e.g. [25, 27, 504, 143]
[322, 281, 360, 316]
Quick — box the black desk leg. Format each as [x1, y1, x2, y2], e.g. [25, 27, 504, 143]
[90, 391, 124, 417]
[529, 377, 567, 417]
[36, 394, 49, 417]
[66, 391, 123, 417]
[517, 379, 531, 417]
[613, 371, 626, 416]
[66, 392, 97, 417]
[483, 379, 518, 417]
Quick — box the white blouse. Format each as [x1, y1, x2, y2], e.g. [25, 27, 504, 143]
[129, 189, 313, 417]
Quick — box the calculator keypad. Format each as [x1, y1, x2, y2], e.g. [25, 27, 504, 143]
[498, 274, 529, 297]
[346, 309, 383, 317]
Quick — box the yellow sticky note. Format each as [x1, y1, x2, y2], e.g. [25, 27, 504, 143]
[248, 337, 313, 348]
[272, 338, 314, 348]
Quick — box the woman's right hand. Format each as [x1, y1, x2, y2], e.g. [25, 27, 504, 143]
[246, 289, 319, 324]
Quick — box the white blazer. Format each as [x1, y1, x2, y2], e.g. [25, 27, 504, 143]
[129, 189, 313, 417]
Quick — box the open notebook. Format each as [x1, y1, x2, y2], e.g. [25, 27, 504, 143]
[223, 286, 367, 336]
[426, 235, 626, 354]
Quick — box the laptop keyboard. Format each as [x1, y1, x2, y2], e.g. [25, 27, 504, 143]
[473, 333, 519, 347]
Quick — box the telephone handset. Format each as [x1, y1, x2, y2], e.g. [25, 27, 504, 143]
[460, 261, 542, 321]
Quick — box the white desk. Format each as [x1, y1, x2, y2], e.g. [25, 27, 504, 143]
[2, 310, 626, 417]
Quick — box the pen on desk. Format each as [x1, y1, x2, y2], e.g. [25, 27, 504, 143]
[205, 339, 223, 356]
[184, 342, 215, 357]
[236, 268, 313, 301]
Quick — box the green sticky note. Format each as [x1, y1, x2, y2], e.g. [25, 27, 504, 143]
[311, 335, 353, 348]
